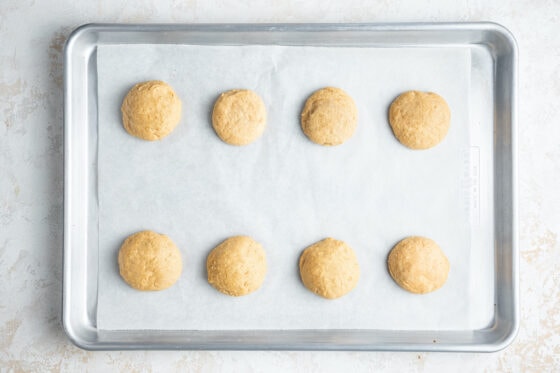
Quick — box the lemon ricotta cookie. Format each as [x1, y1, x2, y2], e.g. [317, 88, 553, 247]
[212, 89, 267, 145]
[387, 236, 450, 294]
[301, 87, 358, 146]
[121, 80, 182, 141]
[388, 90, 450, 149]
[118, 230, 183, 291]
[299, 237, 360, 299]
[206, 235, 267, 296]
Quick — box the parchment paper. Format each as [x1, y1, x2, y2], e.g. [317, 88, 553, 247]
[97, 44, 480, 330]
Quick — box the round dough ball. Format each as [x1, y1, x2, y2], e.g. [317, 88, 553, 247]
[388, 90, 450, 150]
[212, 89, 267, 145]
[118, 230, 183, 291]
[121, 80, 182, 141]
[301, 87, 358, 146]
[206, 236, 267, 296]
[299, 238, 360, 299]
[387, 236, 450, 294]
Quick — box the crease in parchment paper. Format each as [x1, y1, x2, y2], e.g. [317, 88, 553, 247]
[96, 44, 483, 331]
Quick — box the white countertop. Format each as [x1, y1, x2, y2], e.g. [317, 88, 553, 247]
[1, 0, 558, 371]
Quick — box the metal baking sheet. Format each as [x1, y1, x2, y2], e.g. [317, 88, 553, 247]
[63, 23, 518, 351]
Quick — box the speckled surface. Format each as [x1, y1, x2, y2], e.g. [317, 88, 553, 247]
[0, 0, 558, 371]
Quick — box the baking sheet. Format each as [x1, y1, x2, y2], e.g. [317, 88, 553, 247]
[96, 44, 480, 330]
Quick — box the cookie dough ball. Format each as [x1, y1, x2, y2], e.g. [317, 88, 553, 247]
[299, 238, 360, 299]
[121, 80, 182, 141]
[118, 230, 183, 291]
[387, 236, 450, 294]
[388, 90, 450, 150]
[212, 89, 267, 145]
[301, 87, 358, 146]
[207, 236, 267, 296]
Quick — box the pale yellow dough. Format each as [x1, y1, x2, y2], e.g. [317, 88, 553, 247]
[212, 89, 267, 145]
[388, 90, 450, 150]
[121, 80, 182, 141]
[206, 235, 267, 296]
[387, 236, 450, 294]
[299, 237, 360, 299]
[118, 230, 183, 291]
[301, 87, 358, 146]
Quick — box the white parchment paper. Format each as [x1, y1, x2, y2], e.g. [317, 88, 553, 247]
[97, 44, 478, 330]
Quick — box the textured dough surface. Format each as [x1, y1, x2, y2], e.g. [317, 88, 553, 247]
[212, 89, 267, 145]
[121, 80, 182, 141]
[118, 230, 183, 291]
[301, 87, 358, 146]
[387, 236, 450, 294]
[389, 90, 450, 149]
[207, 236, 267, 296]
[299, 237, 360, 299]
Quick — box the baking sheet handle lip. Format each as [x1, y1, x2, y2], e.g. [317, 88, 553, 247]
[65, 325, 520, 352]
[509, 47, 520, 358]
[59, 339, 514, 353]
[62, 19, 75, 350]
[65, 21, 518, 35]
[503, 16, 520, 354]
[62, 22, 99, 351]
[492, 15, 519, 353]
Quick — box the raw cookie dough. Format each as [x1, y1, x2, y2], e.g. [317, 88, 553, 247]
[118, 230, 183, 291]
[301, 87, 358, 146]
[206, 235, 267, 296]
[212, 89, 267, 145]
[299, 237, 360, 299]
[121, 80, 182, 141]
[388, 90, 451, 150]
[387, 236, 450, 294]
